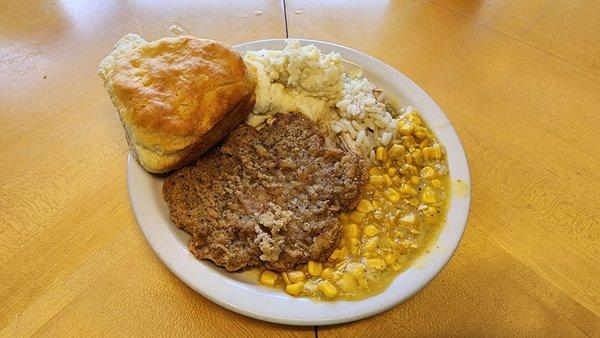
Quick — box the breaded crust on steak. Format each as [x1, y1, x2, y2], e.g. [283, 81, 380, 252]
[163, 113, 367, 272]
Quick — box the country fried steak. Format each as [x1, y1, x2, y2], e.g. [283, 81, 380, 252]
[163, 113, 367, 272]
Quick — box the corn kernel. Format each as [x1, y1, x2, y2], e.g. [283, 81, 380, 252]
[383, 174, 393, 186]
[332, 271, 343, 282]
[411, 149, 423, 164]
[402, 135, 416, 148]
[349, 211, 365, 223]
[386, 167, 397, 177]
[286, 271, 306, 283]
[321, 267, 334, 281]
[339, 247, 350, 258]
[285, 282, 304, 296]
[407, 112, 422, 124]
[384, 253, 397, 265]
[368, 167, 381, 175]
[399, 213, 416, 226]
[400, 183, 417, 196]
[431, 178, 442, 188]
[433, 144, 443, 159]
[348, 263, 365, 279]
[337, 274, 356, 292]
[398, 121, 414, 136]
[259, 270, 279, 286]
[369, 175, 385, 186]
[419, 138, 431, 148]
[388, 144, 406, 158]
[372, 200, 382, 209]
[343, 223, 361, 238]
[423, 206, 438, 224]
[356, 199, 374, 214]
[409, 198, 420, 207]
[410, 176, 421, 185]
[318, 280, 338, 298]
[282, 273, 291, 285]
[392, 262, 405, 271]
[422, 187, 436, 203]
[364, 224, 379, 236]
[375, 147, 387, 161]
[414, 128, 428, 140]
[350, 245, 360, 255]
[348, 237, 360, 247]
[365, 258, 386, 270]
[422, 147, 434, 160]
[404, 153, 413, 164]
[421, 166, 436, 179]
[383, 187, 401, 202]
[391, 176, 402, 185]
[329, 249, 340, 261]
[308, 261, 323, 277]
[401, 163, 417, 174]
[364, 237, 379, 251]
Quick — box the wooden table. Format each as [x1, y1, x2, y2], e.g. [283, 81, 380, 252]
[1, 0, 598, 336]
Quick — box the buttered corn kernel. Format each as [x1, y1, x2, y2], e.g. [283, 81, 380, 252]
[364, 224, 379, 236]
[366, 258, 386, 270]
[369, 175, 385, 186]
[400, 183, 418, 196]
[349, 211, 365, 223]
[343, 223, 361, 238]
[407, 112, 422, 124]
[369, 167, 382, 175]
[337, 274, 356, 292]
[308, 261, 323, 277]
[376, 147, 387, 161]
[422, 187, 436, 203]
[421, 166, 436, 179]
[422, 147, 435, 160]
[383, 188, 401, 202]
[387, 167, 397, 177]
[432, 144, 443, 159]
[383, 174, 393, 186]
[364, 237, 379, 251]
[285, 282, 304, 296]
[398, 121, 414, 136]
[321, 267, 335, 281]
[285, 271, 306, 283]
[318, 280, 338, 298]
[384, 253, 397, 265]
[431, 178, 442, 188]
[259, 270, 279, 286]
[399, 213, 417, 226]
[329, 249, 341, 261]
[388, 144, 406, 158]
[411, 149, 423, 164]
[356, 199, 374, 213]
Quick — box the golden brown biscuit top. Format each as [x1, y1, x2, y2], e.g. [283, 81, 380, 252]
[103, 35, 255, 153]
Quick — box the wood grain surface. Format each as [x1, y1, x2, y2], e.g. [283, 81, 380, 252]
[286, 0, 600, 336]
[1, 0, 599, 336]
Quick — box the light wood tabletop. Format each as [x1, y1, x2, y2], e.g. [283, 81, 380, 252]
[1, 0, 599, 337]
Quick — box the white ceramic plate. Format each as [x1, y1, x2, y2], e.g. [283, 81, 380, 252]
[127, 39, 471, 326]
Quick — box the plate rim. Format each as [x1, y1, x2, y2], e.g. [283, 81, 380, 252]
[127, 38, 471, 326]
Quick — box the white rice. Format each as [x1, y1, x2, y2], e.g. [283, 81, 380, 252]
[244, 40, 413, 163]
[328, 73, 405, 162]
